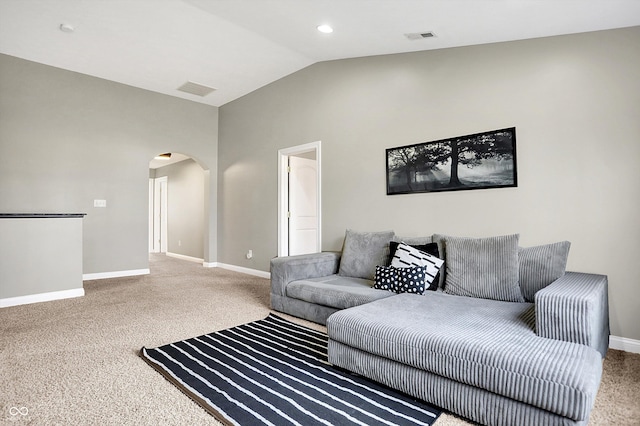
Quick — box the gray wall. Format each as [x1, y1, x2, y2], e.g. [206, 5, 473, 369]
[0, 54, 219, 274]
[153, 159, 205, 259]
[218, 27, 640, 341]
[0, 217, 83, 299]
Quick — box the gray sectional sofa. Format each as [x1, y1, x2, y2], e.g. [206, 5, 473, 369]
[269, 230, 609, 426]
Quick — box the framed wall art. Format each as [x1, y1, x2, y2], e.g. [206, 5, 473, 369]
[386, 127, 517, 195]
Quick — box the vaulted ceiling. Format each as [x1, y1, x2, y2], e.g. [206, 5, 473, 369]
[1, 0, 639, 107]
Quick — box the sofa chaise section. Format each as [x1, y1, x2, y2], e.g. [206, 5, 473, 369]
[327, 291, 603, 425]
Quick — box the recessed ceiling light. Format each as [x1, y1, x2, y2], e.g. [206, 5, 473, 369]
[59, 23, 75, 33]
[317, 25, 333, 34]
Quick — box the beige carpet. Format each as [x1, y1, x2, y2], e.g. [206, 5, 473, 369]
[1, 254, 638, 425]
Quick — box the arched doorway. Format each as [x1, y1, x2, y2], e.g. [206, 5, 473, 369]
[149, 152, 207, 262]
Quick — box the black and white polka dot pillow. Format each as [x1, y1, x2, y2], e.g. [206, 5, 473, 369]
[395, 266, 427, 294]
[374, 265, 396, 292]
[374, 265, 427, 294]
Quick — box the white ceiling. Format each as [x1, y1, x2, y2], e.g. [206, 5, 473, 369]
[1, 0, 639, 107]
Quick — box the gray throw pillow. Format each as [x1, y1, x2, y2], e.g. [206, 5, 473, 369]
[444, 234, 525, 302]
[338, 229, 395, 280]
[519, 241, 571, 302]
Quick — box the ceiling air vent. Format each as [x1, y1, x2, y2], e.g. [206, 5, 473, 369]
[177, 81, 216, 97]
[404, 31, 436, 41]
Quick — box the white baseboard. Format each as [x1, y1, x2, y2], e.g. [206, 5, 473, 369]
[208, 262, 271, 279]
[166, 252, 204, 263]
[0, 288, 84, 308]
[610, 336, 640, 354]
[83, 269, 150, 281]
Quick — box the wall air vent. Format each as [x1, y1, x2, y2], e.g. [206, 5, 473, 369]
[404, 31, 436, 41]
[177, 81, 216, 97]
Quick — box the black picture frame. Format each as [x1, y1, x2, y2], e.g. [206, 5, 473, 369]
[386, 127, 517, 195]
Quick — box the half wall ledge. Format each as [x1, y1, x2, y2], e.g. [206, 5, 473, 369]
[0, 213, 87, 218]
[0, 213, 86, 307]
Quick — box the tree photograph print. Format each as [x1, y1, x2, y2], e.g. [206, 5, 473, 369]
[386, 127, 517, 195]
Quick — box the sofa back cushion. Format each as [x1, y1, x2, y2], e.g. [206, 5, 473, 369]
[444, 234, 525, 302]
[392, 235, 433, 245]
[519, 241, 571, 302]
[338, 229, 395, 280]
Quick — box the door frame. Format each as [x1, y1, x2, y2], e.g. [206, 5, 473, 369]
[149, 178, 154, 252]
[151, 176, 168, 253]
[277, 141, 321, 257]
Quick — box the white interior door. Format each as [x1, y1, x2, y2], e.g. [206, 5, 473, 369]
[278, 141, 321, 257]
[288, 156, 318, 256]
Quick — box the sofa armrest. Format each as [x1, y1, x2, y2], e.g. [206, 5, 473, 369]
[535, 272, 610, 357]
[270, 252, 341, 298]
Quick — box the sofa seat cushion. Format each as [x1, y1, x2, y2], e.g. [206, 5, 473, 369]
[327, 293, 602, 422]
[286, 274, 395, 310]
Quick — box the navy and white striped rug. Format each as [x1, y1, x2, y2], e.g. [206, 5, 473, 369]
[141, 313, 441, 426]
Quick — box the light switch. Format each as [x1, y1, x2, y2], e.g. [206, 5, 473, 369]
[94, 199, 107, 208]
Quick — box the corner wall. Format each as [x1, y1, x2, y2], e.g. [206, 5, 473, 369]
[218, 27, 640, 341]
[0, 54, 219, 275]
